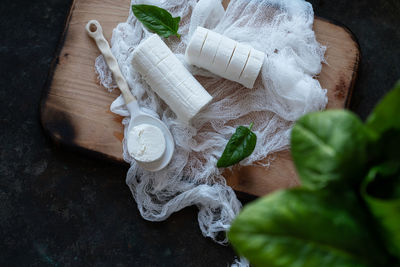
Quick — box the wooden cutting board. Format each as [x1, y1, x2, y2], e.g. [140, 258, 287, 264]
[41, 0, 360, 197]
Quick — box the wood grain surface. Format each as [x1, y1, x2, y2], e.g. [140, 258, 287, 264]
[41, 0, 360, 197]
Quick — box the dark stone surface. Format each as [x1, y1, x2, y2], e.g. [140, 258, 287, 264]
[0, 0, 399, 266]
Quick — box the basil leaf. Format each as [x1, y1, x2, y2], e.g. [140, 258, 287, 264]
[228, 189, 389, 267]
[217, 123, 257, 168]
[132, 4, 181, 38]
[291, 110, 369, 190]
[366, 81, 400, 138]
[362, 162, 400, 258]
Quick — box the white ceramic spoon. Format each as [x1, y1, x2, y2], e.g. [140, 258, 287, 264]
[85, 20, 174, 172]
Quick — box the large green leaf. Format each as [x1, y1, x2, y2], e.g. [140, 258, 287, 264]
[362, 162, 400, 259]
[291, 110, 369, 189]
[366, 81, 400, 138]
[228, 189, 388, 267]
[368, 129, 400, 168]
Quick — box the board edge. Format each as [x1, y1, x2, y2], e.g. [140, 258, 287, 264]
[40, 0, 78, 146]
[315, 16, 361, 108]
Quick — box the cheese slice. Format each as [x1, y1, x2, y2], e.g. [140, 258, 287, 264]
[198, 30, 223, 67]
[185, 26, 208, 62]
[211, 36, 237, 74]
[225, 42, 252, 81]
[239, 48, 265, 88]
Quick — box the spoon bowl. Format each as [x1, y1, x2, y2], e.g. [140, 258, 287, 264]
[126, 102, 174, 171]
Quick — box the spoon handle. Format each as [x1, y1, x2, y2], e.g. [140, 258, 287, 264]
[85, 20, 136, 104]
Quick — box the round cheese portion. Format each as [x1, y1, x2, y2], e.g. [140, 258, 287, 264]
[127, 124, 166, 163]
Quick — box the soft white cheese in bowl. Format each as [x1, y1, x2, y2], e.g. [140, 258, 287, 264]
[127, 124, 166, 163]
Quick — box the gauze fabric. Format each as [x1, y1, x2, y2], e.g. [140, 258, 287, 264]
[95, 0, 327, 245]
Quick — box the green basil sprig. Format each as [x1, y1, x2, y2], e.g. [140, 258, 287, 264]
[217, 123, 257, 168]
[132, 4, 181, 38]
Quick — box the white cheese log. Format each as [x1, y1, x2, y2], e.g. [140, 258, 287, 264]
[185, 27, 265, 89]
[132, 34, 213, 123]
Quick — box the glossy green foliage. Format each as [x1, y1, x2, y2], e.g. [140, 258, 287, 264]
[362, 162, 400, 257]
[132, 4, 180, 38]
[229, 189, 387, 267]
[291, 110, 369, 189]
[229, 82, 400, 266]
[217, 123, 257, 168]
[366, 81, 400, 137]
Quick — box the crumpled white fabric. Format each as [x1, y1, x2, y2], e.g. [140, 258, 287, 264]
[95, 0, 327, 247]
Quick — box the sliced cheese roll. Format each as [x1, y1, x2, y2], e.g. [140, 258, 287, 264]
[132, 34, 212, 124]
[185, 27, 265, 89]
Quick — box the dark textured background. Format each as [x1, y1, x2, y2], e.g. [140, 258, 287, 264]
[1, 0, 399, 266]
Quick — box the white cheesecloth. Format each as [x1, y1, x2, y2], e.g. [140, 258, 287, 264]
[94, 0, 327, 247]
